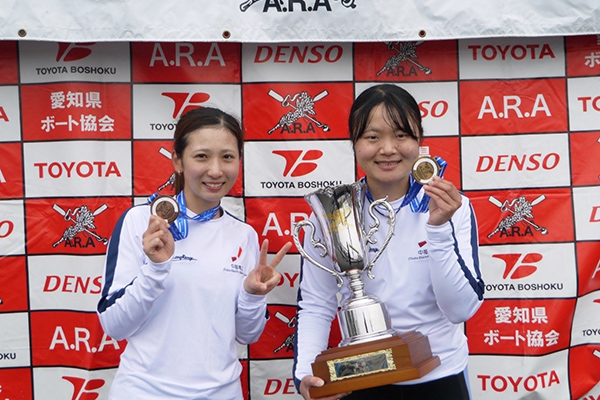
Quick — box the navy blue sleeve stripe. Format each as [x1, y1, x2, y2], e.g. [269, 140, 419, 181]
[97, 207, 134, 313]
[292, 257, 306, 392]
[449, 204, 485, 301]
[97, 281, 135, 313]
[468, 203, 485, 299]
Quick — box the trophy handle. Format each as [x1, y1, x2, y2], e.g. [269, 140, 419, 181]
[364, 198, 396, 279]
[292, 220, 345, 287]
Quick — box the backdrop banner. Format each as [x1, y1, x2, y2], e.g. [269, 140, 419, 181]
[0, 36, 599, 400]
[0, 0, 600, 43]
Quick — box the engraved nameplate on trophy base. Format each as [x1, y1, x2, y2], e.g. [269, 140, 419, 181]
[310, 332, 440, 398]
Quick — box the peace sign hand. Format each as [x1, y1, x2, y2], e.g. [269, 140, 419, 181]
[243, 239, 293, 295]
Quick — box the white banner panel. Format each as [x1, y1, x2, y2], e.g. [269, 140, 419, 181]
[244, 140, 355, 197]
[132, 84, 242, 139]
[249, 359, 301, 399]
[461, 133, 570, 190]
[571, 292, 600, 346]
[0, 313, 30, 368]
[242, 43, 353, 82]
[0, 0, 599, 42]
[28, 255, 105, 312]
[33, 367, 116, 399]
[468, 352, 570, 400]
[572, 186, 600, 241]
[0, 86, 21, 141]
[480, 243, 577, 299]
[458, 37, 566, 80]
[23, 141, 132, 197]
[19, 42, 131, 84]
[567, 77, 600, 132]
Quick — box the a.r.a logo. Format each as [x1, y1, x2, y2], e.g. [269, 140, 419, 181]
[239, 0, 357, 12]
[267, 89, 330, 135]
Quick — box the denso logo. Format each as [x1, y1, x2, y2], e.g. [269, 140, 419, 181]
[591, 206, 600, 222]
[419, 100, 448, 119]
[477, 370, 560, 393]
[476, 153, 560, 172]
[56, 43, 95, 62]
[468, 43, 556, 61]
[162, 92, 211, 119]
[254, 45, 344, 64]
[43, 275, 102, 294]
[478, 94, 551, 119]
[263, 378, 296, 395]
[63, 376, 105, 400]
[0, 220, 14, 238]
[273, 149, 323, 177]
[493, 253, 542, 279]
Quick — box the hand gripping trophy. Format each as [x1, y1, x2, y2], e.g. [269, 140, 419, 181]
[293, 180, 440, 398]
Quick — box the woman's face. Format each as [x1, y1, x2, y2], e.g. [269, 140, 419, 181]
[354, 103, 420, 201]
[172, 126, 240, 214]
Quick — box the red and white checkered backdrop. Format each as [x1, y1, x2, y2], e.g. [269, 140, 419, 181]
[1, 34, 600, 400]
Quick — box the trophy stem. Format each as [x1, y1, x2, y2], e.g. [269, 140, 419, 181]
[347, 270, 367, 299]
[338, 270, 396, 346]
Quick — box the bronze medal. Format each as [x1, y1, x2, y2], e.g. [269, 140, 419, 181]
[150, 195, 180, 223]
[411, 156, 440, 184]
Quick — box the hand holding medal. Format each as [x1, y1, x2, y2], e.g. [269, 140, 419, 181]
[413, 147, 462, 225]
[411, 147, 442, 185]
[412, 155, 441, 185]
[150, 195, 180, 224]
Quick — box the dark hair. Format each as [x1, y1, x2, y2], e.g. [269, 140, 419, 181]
[348, 84, 423, 145]
[173, 107, 243, 194]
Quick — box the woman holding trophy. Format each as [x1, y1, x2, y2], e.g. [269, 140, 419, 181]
[293, 84, 485, 399]
[97, 107, 291, 399]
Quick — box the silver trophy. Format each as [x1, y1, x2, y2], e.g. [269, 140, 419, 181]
[293, 181, 441, 398]
[292, 180, 396, 346]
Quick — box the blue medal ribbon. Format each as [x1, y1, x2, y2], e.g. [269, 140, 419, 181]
[364, 156, 447, 214]
[147, 191, 221, 241]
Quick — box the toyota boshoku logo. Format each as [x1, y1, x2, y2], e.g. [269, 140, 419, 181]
[272, 149, 323, 177]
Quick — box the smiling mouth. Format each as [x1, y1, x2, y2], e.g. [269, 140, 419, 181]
[377, 161, 400, 166]
[205, 182, 224, 188]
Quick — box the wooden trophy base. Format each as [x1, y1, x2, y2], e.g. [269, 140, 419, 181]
[310, 331, 440, 398]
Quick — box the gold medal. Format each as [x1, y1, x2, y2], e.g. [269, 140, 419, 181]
[150, 195, 180, 223]
[411, 156, 440, 184]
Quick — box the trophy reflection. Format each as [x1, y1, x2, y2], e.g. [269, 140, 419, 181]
[293, 181, 440, 398]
